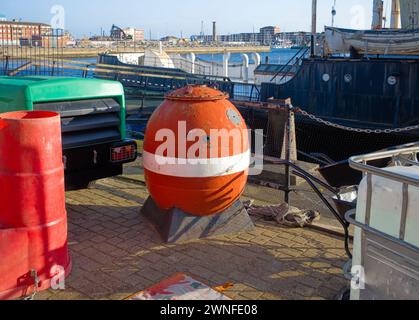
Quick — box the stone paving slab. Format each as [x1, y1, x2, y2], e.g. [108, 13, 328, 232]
[33, 177, 349, 301]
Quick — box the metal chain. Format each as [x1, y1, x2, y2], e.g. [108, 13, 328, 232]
[295, 107, 419, 134]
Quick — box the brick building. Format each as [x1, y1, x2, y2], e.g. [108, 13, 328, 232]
[0, 20, 67, 47]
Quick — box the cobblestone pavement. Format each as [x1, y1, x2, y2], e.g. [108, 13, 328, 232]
[34, 177, 349, 300]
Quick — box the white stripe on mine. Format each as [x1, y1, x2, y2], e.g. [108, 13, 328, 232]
[142, 150, 250, 178]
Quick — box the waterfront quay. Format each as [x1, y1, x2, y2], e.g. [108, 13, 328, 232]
[0, 44, 271, 59]
[33, 161, 348, 301]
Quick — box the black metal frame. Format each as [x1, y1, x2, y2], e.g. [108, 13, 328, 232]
[1, 27, 64, 76]
[270, 159, 352, 259]
[266, 102, 353, 259]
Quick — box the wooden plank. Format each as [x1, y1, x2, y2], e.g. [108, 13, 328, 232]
[8, 61, 33, 76]
[231, 99, 293, 111]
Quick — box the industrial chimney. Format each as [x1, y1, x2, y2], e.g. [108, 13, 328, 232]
[391, 0, 401, 29]
[311, 0, 317, 57]
[372, 0, 384, 29]
[212, 21, 217, 42]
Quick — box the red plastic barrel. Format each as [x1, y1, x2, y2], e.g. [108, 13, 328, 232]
[0, 111, 71, 300]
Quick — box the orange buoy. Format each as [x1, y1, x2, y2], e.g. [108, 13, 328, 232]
[143, 85, 250, 216]
[0, 111, 71, 300]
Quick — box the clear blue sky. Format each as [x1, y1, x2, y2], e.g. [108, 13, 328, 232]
[1, 0, 384, 38]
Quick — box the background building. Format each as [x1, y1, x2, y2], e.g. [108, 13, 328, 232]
[191, 25, 281, 45]
[123, 27, 145, 42]
[259, 26, 281, 44]
[160, 35, 179, 44]
[0, 20, 68, 47]
[273, 31, 311, 46]
[110, 25, 144, 41]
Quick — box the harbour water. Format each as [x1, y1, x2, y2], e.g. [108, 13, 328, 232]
[198, 48, 300, 65]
